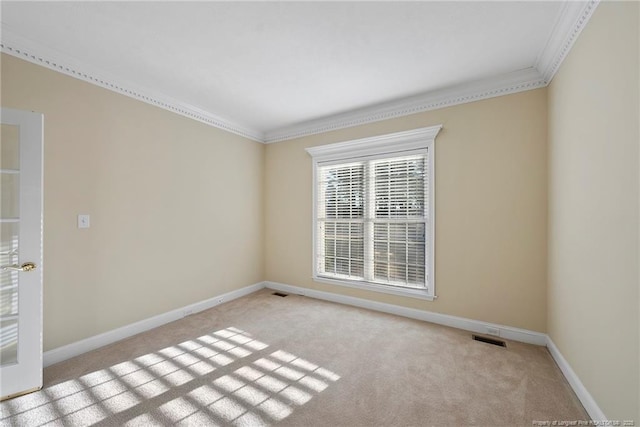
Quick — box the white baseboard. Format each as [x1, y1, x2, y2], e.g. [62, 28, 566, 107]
[546, 337, 608, 421]
[43, 278, 607, 424]
[43, 281, 266, 367]
[264, 281, 547, 346]
[266, 281, 609, 421]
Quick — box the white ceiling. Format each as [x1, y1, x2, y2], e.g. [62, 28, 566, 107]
[0, 1, 597, 143]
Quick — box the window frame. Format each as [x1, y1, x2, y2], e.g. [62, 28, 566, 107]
[306, 125, 441, 301]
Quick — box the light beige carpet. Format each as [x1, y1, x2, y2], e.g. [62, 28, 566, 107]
[1, 289, 588, 426]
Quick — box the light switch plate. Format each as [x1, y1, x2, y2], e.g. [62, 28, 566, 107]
[78, 214, 90, 229]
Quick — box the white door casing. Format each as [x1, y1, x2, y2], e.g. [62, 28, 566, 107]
[0, 108, 43, 400]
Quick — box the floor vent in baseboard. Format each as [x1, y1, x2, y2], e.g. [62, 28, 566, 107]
[272, 292, 288, 297]
[472, 335, 506, 347]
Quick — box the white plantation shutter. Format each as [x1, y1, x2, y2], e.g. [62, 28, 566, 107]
[317, 163, 365, 279]
[371, 155, 427, 288]
[316, 154, 427, 288]
[307, 125, 440, 300]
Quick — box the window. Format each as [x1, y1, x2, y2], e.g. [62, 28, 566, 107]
[306, 126, 441, 300]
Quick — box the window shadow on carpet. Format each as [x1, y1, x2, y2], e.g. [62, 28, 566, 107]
[1, 327, 340, 426]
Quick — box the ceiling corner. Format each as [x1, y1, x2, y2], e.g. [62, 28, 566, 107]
[1, 1, 602, 146]
[0, 27, 266, 143]
[535, 0, 600, 84]
[264, 67, 546, 144]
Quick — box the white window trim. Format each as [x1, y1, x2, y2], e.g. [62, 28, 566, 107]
[306, 125, 442, 301]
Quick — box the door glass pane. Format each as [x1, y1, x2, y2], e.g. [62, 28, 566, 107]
[0, 279, 18, 315]
[0, 320, 18, 365]
[0, 124, 20, 367]
[1, 124, 20, 170]
[1, 223, 19, 317]
[1, 174, 20, 219]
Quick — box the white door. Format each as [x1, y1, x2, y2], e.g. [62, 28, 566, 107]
[0, 108, 43, 400]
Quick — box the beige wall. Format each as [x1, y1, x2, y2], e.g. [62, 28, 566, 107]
[4, 4, 638, 418]
[548, 1, 639, 421]
[265, 89, 548, 332]
[1, 54, 265, 351]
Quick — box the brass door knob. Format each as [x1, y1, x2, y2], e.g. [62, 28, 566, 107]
[0, 262, 37, 272]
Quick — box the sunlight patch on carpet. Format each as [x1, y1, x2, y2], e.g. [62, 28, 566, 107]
[0, 327, 340, 426]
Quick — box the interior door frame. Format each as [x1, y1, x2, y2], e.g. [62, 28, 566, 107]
[1, 108, 44, 400]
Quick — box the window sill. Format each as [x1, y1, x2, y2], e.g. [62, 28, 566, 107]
[312, 275, 436, 301]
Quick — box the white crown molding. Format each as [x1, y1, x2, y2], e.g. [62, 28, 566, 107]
[264, 0, 600, 144]
[264, 68, 546, 143]
[1, 1, 599, 145]
[0, 28, 265, 143]
[535, 0, 600, 83]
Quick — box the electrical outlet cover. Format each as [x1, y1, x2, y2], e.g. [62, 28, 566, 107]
[77, 214, 90, 228]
